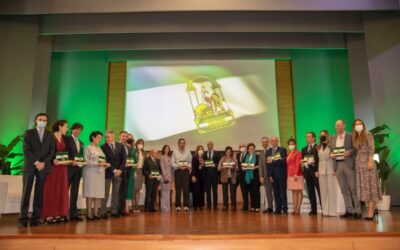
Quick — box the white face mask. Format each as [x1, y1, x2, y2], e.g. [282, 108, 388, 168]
[239, 147, 246, 153]
[288, 145, 296, 151]
[355, 124, 363, 133]
[137, 144, 144, 150]
[198, 150, 204, 156]
[37, 121, 47, 129]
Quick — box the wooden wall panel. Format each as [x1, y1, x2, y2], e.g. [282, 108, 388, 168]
[106, 62, 126, 136]
[275, 60, 296, 145]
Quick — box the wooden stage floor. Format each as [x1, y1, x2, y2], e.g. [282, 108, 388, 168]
[0, 207, 399, 250]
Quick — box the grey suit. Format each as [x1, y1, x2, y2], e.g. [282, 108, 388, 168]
[330, 132, 360, 214]
[258, 149, 274, 210]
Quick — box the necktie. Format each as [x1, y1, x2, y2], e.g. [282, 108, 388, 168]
[111, 144, 115, 153]
[74, 137, 80, 153]
[308, 146, 312, 153]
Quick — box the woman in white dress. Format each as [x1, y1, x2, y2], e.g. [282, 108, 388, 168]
[317, 130, 339, 216]
[133, 139, 146, 212]
[83, 131, 110, 220]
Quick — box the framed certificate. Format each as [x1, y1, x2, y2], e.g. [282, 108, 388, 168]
[222, 161, 235, 169]
[205, 160, 215, 168]
[241, 163, 255, 170]
[74, 154, 86, 166]
[271, 152, 282, 161]
[332, 147, 345, 157]
[55, 152, 71, 165]
[151, 171, 161, 180]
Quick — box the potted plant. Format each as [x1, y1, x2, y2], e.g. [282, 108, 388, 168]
[370, 124, 398, 211]
[0, 134, 24, 175]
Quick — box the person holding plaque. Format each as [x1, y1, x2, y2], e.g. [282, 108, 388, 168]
[191, 145, 206, 210]
[287, 138, 304, 215]
[124, 133, 138, 214]
[237, 143, 249, 211]
[118, 131, 133, 216]
[317, 130, 339, 216]
[171, 138, 192, 212]
[142, 149, 162, 212]
[42, 120, 70, 224]
[330, 120, 361, 219]
[267, 136, 288, 214]
[242, 143, 260, 212]
[204, 141, 220, 210]
[258, 137, 274, 213]
[160, 145, 173, 212]
[132, 139, 145, 212]
[66, 122, 84, 221]
[218, 146, 238, 211]
[83, 131, 109, 220]
[301, 132, 321, 215]
[352, 119, 381, 220]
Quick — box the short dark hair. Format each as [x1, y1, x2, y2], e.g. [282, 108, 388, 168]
[34, 113, 49, 124]
[178, 138, 185, 144]
[52, 120, 67, 133]
[71, 122, 84, 131]
[89, 131, 103, 142]
[306, 131, 316, 138]
[287, 138, 297, 145]
[247, 143, 256, 150]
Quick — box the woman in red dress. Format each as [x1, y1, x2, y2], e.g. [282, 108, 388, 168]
[286, 138, 304, 215]
[42, 120, 70, 224]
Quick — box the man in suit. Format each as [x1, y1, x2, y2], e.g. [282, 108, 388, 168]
[66, 122, 84, 221]
[237, 143, 249, 211]
[330, 120, 361, 218]
[204, 141, 220, 210]
[19, 113, 55, 227]
[258, 137, 274, 213]
[267, 136, 288, 214]
[301, 132, 321, 215]
[142, 149, 162, 212]
[100, 130, 127, 218]
[118, 130, 132, 215]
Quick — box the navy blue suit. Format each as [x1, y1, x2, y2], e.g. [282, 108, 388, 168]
[267, 147, 288, 213]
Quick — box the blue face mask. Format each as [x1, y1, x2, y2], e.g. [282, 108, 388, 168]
[37, 121, 47, 129]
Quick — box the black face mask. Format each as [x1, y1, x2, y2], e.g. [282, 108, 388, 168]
[127, 139, 134, 145]
[320, 135, 327, 144]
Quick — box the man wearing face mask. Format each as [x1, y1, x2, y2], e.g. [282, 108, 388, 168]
[236, 143, 249, 211]
[301, 132, 321, 215]
[330, 120, 361, 219]
[19, 113, 55, 227]
[204, 141, 220, 210]
[258, 137, 274, 213]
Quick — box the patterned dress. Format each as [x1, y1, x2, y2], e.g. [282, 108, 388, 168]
[355, 133, 381, 202]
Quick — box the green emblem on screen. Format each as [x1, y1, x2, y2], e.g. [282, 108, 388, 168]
[186, 76, 235, 134]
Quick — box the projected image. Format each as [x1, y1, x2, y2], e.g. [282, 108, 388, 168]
[124, 60, 279, 149]
[186, 76, 235, 134]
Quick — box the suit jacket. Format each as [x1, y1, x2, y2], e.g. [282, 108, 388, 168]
[330, 132, 355, 171]
[266, 147, 287, 178]
[258, 148, 271, 179]
[301, 144, 319, 171]
[191, 156, 205, 179]
[204, 150, 221, 174]
[142, 156, 162, 184]
[101, 142, 127, 179]
[23, 128, 55, 174]
[236, 151, 247, 177]
[66, 135, 84, 167]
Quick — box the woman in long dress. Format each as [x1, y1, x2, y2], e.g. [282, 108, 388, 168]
[124, 134, 137, 214]
[133, 139, 145, 212]
[160, 145, 173, 212]
[83, 131, 109, 220]
[42, 120, 69, 224]
[352, 119, 381, 220]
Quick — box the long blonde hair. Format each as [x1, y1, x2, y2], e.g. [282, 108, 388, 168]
[352, 119, 367, 149]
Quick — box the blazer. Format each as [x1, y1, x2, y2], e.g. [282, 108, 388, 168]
[318, 145, 335, 175]
[66, 135, 84, 167]
[236, 151, 247, 176]
[330, 132, 355, 171]
[101, 142, 127, 179]
[287, 150, 303, 177]
[301, 144, 319, 171]
[23, 128, 55, 174]
[191, 156, 205, 179]
[258, 148, 271, 179]
[266, 147, 287, 178]
[204, 150, 221, 172]
[142, 156, 162, 183]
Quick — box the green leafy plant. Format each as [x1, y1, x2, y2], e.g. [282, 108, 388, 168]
[0, 134, 24, 175]
[369, 124, 399, 195]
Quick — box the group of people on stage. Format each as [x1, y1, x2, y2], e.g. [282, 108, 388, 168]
[18, 112, 381, 227]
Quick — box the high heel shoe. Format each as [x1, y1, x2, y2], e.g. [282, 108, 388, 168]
[364, 209, 379, 221]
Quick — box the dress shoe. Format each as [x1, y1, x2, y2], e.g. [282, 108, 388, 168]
[274, 211, 282, 214]
[309, 211, 317, 215]
[94, 216, 102, 220]
[30, 220, 41, 226]
[353, 213, 362, 219]
[100, 214, 109, 219]
[111, 213, 122, 218]
[282, 211, 288, 215]
[241, 207, 248, 211]
[86, 216, 95, 221]
[263, 208, 273, 213]
[18, 221, 28, 228]
[70, 216, 83, 222]
[340, 212, 353, 218]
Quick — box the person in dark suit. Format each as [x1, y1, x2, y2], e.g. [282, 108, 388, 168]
[190, 145, 206, 210]
[118, 130, 132, 215]
[301, 132, 321, 215]
[66, 122, 84, 221]
[100, 130, 127, 218]
[267, 136, 288, 214]
[19, 113, 55, 227]
[204, 141, 220, 210]
[236, 143, 249, 211]
[142, 149, 162, 212]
